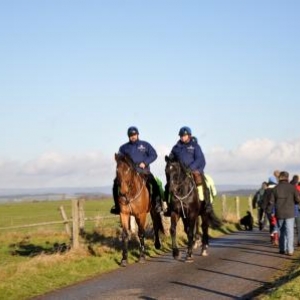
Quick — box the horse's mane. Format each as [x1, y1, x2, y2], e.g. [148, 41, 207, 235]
[116, 153, 136, 171]
[165, 155, 189, 176]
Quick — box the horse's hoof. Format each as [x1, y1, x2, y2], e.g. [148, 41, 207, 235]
[185, 255, 194, 263]
[120, 259, 127, 267]
[155, 241, 161, 249]
[139, 256, 146, 264]
[200, 250, 208, 256]
[193, 240, 201, 249]
[173, 249, 181, 260]
[173, 253, 181, 260]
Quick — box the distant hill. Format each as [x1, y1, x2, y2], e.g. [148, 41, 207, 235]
[217, 185, 257, 196]
[0, 184, 257, 203]
[0, 186, 111, 196]
[0, 186, 112, 203]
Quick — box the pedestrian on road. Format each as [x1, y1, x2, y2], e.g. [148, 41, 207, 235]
[290, 175, 300, 247]
[261, 175, 279, 245]
[267, 171, 300, 256]
[253, 181, 268, 230]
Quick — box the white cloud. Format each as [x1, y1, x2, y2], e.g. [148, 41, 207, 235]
[1, 138, 300, 188]
[0, 151, 115, 188]
[206, 138, 300, 185]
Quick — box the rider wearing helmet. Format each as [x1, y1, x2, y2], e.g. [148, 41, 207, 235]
[164, 126, 210, 215]
[111, 126, 163, 215]
[172, 126, 206, 177]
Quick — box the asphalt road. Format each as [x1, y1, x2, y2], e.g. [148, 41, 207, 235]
[32, 229, 296, 300]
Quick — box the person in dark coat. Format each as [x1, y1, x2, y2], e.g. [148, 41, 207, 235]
[252, 181, 268, 230]
[261, 175, 278, 244]
[110, 126, 162, 214]
[267, 171, 300, 256]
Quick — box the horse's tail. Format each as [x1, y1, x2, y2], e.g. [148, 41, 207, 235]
[207, 209, 223, 229]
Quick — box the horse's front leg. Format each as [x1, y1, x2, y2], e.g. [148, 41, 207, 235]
[193, 216, 202, 249]
[185, 216, 197, 262]
[136, 214, 147, 263]
[170, 213, 180, 260]
[120, 214, 130, 267]
[200, 214, 209, 256]
[150, 209, 162, 250]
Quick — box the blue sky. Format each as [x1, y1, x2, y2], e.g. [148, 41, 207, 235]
[1, 1, 300, 189]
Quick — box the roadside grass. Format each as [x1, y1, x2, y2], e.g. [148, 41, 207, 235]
[256, 255, 300, 300]
[0, 196, 265, 299]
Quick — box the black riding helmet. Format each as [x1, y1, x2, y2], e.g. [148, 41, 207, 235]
[127, 126, 139, 137]
[178, 126, 192, 137]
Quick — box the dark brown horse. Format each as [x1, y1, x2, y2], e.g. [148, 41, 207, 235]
[115, 153, 164, 267]
[165, 155, 222, 261]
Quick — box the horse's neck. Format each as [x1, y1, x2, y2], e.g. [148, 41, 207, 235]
[129, 172, 142, 195]
[175, 175, 192, 193]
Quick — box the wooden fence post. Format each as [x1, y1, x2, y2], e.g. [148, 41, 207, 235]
[78, 198, 85, 234]
[248, 195, 253, 216]
[235, 196, 240, 221]
[221, 194, 227, 221]
[72, 199, 80, 249]
[59, 206, 71, 236]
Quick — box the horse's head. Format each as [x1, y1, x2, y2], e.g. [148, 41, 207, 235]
[115, 153, 135, 196]
[165, 155, 186, 192]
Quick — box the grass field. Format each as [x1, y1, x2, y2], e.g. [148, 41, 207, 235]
[0, 196, 298, 299]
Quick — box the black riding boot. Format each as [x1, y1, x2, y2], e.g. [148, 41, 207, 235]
[110, 178, 120, 215]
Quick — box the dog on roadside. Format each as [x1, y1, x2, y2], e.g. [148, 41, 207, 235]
[240, 211, 254, 231]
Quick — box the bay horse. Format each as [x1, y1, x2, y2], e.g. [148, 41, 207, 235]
[115, 153, 164, 267]
[165, 155, 222, 261]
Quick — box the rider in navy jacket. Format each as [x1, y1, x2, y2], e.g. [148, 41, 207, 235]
[119, 139, 157, 174]
[111, 126, 162, 215]
[171, 136, 206, 173]
[164, 126, 208, 216]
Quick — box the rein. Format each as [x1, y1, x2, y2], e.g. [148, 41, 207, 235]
[118, 165, 146, 213]
[170, 172, 197, 219]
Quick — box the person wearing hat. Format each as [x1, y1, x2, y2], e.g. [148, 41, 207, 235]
[290, 175, 300, 247]
[261, 175, 279, 244]
[110, 126, 162, 215]
[164, 126, 207, 215]
[267, 171, 300, 256]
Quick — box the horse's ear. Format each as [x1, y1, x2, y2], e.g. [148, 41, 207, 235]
[115, 153, 118, 161]
[165, 155, 169, 162]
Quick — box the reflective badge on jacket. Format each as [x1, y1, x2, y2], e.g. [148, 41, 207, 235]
[138, 144, 146, 153]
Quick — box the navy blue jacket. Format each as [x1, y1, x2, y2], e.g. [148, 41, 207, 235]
[171, 138, 206, 173]
[119, 139, 157, 173]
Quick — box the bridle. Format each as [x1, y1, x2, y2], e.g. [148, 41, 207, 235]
[116, 160, 145, 212]
[167, 161, 197, 218]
